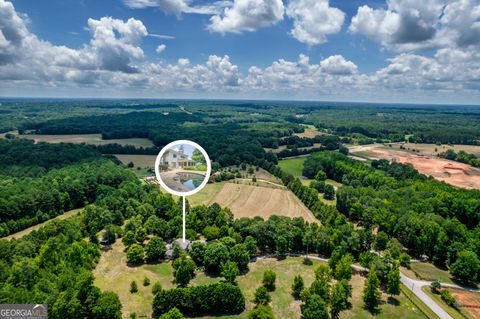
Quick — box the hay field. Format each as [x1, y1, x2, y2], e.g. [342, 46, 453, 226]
[114, 154, 156, 168]
[189, 182, 318, 223]
[11, 132, 154, 148]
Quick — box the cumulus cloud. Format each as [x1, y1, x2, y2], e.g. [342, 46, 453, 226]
[349, 0, 480, 51]
[208, 0, 284, 33]
[286, 0, 345, 45]
[156, 44, 166, 53]
[123, 0, 227, 17]
[320, 55, 357, 75]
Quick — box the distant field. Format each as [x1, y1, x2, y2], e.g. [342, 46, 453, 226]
[3, 208, 83, 240]
[398, 143, 480, 157]
[294, 127, 326, 139]
[188, 182, 318, 223]
[7, 132, 154, 148]
[349, 144, 480, 190]
[114, 154, 156, 168]
[94, 244, 426, 319]
[278, 157, 308, 177]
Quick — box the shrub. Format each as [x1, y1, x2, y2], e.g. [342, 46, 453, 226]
[440, 290, 456, 308]
[248, 305, 274, 319]
[130, 281, 138, 293]
[152, 282, 162, 295]
[143, 277, 150, 286]
[253, 286, 271, 306]
[126, 244, 144, 265]
[262, 270, 276, 291]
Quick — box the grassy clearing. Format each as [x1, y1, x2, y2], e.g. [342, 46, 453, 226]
[278, 157, 308, 177]
[3, 208, 83, 240]
[400, 285, 440, 319]
[15, 133, 154, 148]
[342, 275, 428, 319]
[187, 182, 226, 206]
[114, 154, 157, 168]
[421, 287, 474, 319]
[402, 263, 454, 285]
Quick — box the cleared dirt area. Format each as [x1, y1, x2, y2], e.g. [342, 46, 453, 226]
[189, 182, 318, 223]
[4, 132, 154, 148]
[115, 154, 156, 168]
[449, 289, 480, 318]
[349, 144, 480, 190]
[399, 143, 480, 157]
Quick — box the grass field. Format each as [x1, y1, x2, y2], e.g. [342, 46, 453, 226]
[8, 132, 154, 148]
[3, 208, 83, 240]
[94, 243, 428, 319]
[114, 154, 157, 168]
[401, 263, 454, 285]
[188, 182, 318, 224]
[278, 157, 308, 177]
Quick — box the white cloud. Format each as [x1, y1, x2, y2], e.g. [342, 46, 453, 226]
[123, 0, 227, 17]
[208, 0, 284, 33]
[320, 55, 357, 75]
[156, 44, 167, 53]
[286, 0, 345, 45]
[349, 0, 480, 51]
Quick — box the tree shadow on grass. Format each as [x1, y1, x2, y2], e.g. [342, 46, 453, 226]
[387, 296, 400, 306]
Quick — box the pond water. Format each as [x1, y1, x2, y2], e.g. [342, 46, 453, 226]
[178, 173, 204, 191]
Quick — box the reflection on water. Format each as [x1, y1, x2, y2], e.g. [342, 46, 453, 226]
[178, 173, 204, 191]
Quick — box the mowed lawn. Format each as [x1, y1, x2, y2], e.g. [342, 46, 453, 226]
[94, 243, 428, 319]
[278, 157, 308, 177]
[401, 263, 454, 285]
[114, 154, 157, 168]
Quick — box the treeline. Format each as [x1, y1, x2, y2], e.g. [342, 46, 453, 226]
[0, 139, 100, 176]
[0, 159, 135, 237]
[0, 210, 124, 318]
[303, 151, 480, 284]
[439, 149, 480, 168]
[93, 143, 160, 155]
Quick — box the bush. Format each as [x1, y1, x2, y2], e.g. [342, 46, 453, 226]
[291, 275, 304, 299]
[248, 305, 274, 319]
[152, 282, 162, 295]
[130, 281, 138, 293]
[159, 307, 185, 319]
[430, 280, 441, 294]
[143, 277, 150, 286]
[262, 270, 276, 291]
[440, 290, 456, 308]
[399, 253, 411, 269]
[152, 283, 245, 316]
[253, 286, 271, 306]
[145, 237, 166, 262]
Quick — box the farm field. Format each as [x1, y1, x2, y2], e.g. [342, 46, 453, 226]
[188, 182, 318, 223]
[293, 126, 326, 138]
[348, 144, 480, 190]
[7, 132, 155, 148]
[114, 154, 156, 168]
[278, 157, 308, 177]
[2, 208, 83, 240]
[94, 242, 426, 319]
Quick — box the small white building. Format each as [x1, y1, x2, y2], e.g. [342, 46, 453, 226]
[161, 146, 196, 169]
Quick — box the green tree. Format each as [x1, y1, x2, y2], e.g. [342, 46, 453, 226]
[276, 235, 288, 259]
[431, 280, 441, 294]
[126, 244, 144, 265]
[300, 294, 329, 319]
[192, 149, 206, 165]
[122, 231, 136, 247]
[399, 253, 411, 269]
[253, 286, 271, 306]
[173, 256, 196, 287]
[221, 260, 240, 284]
[330, 280, 352, 319]
[363, 269, 381, 312]
[323, 184, 335, 200]
[247, 305, 274, 319]
[143, 277, 150, 286]
[190, 241, 206, 266]
[244, 236, 258, 256]
[262, 270, 276, 291]
[292, 275, 304, 299]
[204, 242, 229, 273]
[130, 281, 138, 293]
[386, 264, 400, 297]
[374, 231, 389, 251]
[91, 292, 122, 319]
[230, 243, 250, 270]
[334, 254, 354, 281]
[145, 237, 166, 262]
[152, 282, 163, 295]
[450, 250, 480, 285]
[315, 170, 327, 181]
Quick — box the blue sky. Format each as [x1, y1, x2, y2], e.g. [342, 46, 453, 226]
[1, 0, 479, 104]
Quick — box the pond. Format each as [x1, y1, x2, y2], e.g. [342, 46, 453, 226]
[178, 173, 204, 191]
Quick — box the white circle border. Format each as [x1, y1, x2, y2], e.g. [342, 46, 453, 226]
[154, 140, 212, 197]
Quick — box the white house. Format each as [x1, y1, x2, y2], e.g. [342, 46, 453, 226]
[161, 145, 196, 169]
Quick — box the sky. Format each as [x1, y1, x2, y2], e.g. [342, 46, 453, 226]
[0, 0, 479, 104]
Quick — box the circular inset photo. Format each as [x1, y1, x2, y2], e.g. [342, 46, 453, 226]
[154, 140, 211, 196]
